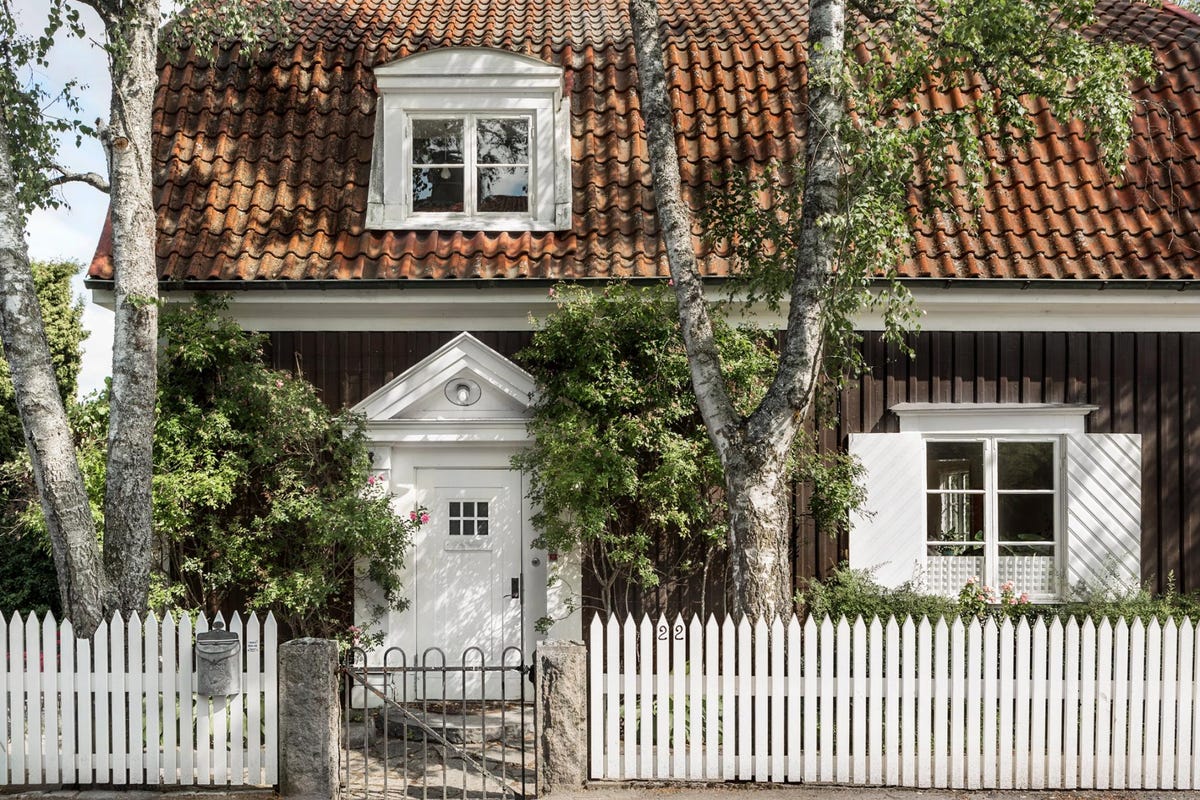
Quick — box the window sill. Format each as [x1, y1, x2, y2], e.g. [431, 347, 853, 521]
[367, 203, 560, 232]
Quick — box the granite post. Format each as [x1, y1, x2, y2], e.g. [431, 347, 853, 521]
[536, 640, 588, 793]
[279, 638, 341, 800]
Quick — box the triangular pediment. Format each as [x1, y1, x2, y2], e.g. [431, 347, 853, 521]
[351, 333, 535, 422]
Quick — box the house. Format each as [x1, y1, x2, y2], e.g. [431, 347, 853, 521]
[86, 0, 1200, 663]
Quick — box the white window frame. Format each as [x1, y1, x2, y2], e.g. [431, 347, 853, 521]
[923, 434, 1063, 601]
[405, 112, 535, 225]
[367, 48, 572, 232]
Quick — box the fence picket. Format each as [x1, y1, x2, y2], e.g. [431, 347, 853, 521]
[0, 615, 7, 785]
[704, 615, 719, 780]
[656, 614, 671, 778]
[851, 617, 866, 785]
[1128, 619, 1146, 789]
[736, 617, 751, 779]
[588, 616, 603, 780]
[1079, 618, 1097, 788]
[1046, 619, 1064, 790]
[1145, 619, 1163, 790]
[59, 619, 75, 784]
[603, 616, 619, 779]
[1176, 619, 1194, 790]
[687, 615, 702, 780]
[720, 615, 735, 779]
[769, 617, 785, 782]
[194, 614, 210, 786]
[1111, 619, 1129, 789]
[178, 613, 195, 784]
[965, 619, 981, 789]
[127, 612, 144, 785]
[786, 616, 802, 782]
[41, 614, 58, 785]
[672, 614, 687, 779]
[1014, 619, 1031, 789]
[949, 618, 965, 788]
[25, 614, 41, 784]
[93, 618, 109, 783]
[210, 612, 230, 786]
[1161, 619, 1179, 788]
[900, 617, 916, 787]
[229, 611, 245, 786]
[752, 617, 768, 781]
[916, 618, 932, 788]
[1096, 619, 1114, 789]
[1030, 619, 1048, 789]
[803, 616, 818, 783]
[884, 617, 900, 786]
[1064, 618, 1080, 789]
[622, 617, 637, 780]
[639, 615, 653, 779]
[835, 617, 850, 783]
[998, 619, 1014, 789]
[819, 617, 834, 782]
[262, 613, 278, 785]
[932, 618, 948, 789]
[867, 618, 883, 786]
[163, 613, 178, 785]
[981, 618, 997, 788]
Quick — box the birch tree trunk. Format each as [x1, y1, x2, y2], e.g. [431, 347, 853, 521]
[0, 120, 107, 634]
[98, 0, 161, 615]
[630, 0, 846, 617]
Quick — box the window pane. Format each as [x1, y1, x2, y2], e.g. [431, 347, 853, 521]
[413, 168, 464, 212]
[477, 520, 488, 536]
[477, 502, 488, 517]
[998, 441, 1054, 490]
[462, 502, 474, 517]
[412, 118, 463, 164]
[477, 118, 529, 164]
[463, 520, 475, 536]
[449, 520, 460, 536]
[477, 167, 529, 213]
[998, 494, 1054, 542]
[926, 441, 984, 490]
[926, 493, 984, 542]
[449, 502, 460, 516]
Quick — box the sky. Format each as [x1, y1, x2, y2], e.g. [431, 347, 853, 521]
[16, 0, 115, 397]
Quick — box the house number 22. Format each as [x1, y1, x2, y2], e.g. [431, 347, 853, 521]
[657, 624, 685, 641]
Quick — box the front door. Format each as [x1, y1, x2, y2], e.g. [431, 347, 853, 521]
[413, 468, 524, 698]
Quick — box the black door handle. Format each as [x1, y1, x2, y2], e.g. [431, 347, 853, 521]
[510, 577, 521, 599]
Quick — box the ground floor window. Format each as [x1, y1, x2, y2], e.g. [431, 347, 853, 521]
[925, 437, 1058, 598]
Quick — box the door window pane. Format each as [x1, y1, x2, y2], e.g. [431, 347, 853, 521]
[926, 441, 984, 490]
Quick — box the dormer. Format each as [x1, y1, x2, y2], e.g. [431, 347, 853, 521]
[365, 48, 572, 232]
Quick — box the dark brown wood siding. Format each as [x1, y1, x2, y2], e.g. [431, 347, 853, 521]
[270, 329, 1200, 601]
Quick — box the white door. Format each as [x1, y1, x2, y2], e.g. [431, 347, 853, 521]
[413, 468, 524, 698]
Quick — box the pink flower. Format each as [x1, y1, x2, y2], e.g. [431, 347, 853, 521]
[977, 592, 986, 601]
[275, 379, 284, 388]
[1001, 581, 1014, 592]
[548, 287, 556, 298]
[1008, 597, 1018, 605]
[1019, 593, 1030, 603]
[966, 576, 977, 585]
[409, 510, 418, 521]
[667, 278, 675, 286]
[367, 475, 377, 486]
[420, 512, 430, 524]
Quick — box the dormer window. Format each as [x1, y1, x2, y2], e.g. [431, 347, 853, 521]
[367, 49, 571, 232]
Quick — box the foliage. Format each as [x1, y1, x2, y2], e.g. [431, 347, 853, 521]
[162, 0, 290, 62]
[0, 261, 86, 616]
[513, 283, 778, 610]
[74, 296, 417, 637]
[801, 565, 1200, 624]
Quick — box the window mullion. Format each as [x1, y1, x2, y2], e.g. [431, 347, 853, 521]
[465, 113, 476, 216]
[985, 438, 999, 590]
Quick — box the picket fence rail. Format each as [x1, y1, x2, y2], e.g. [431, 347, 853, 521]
[1, 610, 278, 787]
[589, 613, 1200, 789]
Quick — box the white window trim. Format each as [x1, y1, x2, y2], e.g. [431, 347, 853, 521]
[893, 402, 1098, 435]
[923, 434, 1064, 602]
[367, 48, 572, 232]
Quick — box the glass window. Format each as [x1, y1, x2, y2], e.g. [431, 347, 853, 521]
[409, 114, 531, 217]
[448, 499, 490, 537]
[925, 437, 1058, 598]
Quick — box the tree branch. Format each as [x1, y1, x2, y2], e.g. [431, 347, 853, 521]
[46, 166, 110, 193]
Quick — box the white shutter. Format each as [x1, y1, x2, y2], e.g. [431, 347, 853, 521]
[848, 432, 927, 589]
[1064, 433, 1142, 597]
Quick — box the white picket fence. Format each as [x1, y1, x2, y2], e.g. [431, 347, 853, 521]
[1, 610, 278, 787]
[589, 613, 1200, 789]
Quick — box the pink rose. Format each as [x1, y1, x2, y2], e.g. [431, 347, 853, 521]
[275, 379, 284, 388]
[420, 512, 430, 524]
[409, 510, 418, 521]
[1020, 593, 1030, 603]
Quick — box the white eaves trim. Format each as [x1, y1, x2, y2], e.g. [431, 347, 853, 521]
[892, 402, 1099, 435]
[96, 285, 1200, 333]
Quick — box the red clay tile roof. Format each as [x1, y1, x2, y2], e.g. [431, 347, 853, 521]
[88, 0, 1200, 283]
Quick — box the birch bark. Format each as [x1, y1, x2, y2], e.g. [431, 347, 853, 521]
[97, 0, 161, 615]
[629, 0, 845, 617]
[0, 119, 107, 634]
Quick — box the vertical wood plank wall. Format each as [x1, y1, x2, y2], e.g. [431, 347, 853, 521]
[270, 330, 1200, 596]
